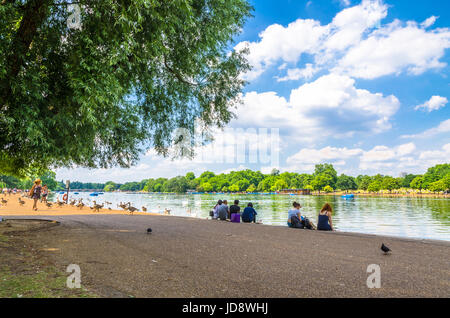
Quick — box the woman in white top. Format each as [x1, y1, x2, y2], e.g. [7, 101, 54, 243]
[287, 201, 302, 228]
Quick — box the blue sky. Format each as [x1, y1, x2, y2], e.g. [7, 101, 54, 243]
[56, 0, 450, 182]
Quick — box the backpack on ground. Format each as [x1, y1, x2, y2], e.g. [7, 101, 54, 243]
[290, 215, 304, 229]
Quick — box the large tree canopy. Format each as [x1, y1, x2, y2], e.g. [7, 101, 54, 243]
[0, 0, 251, 176]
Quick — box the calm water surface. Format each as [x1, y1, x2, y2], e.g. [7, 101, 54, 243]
[51, 193, 450, 242]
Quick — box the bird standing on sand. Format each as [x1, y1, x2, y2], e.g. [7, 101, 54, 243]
[381, 243, 391, 254]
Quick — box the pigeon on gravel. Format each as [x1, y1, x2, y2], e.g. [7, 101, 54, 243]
[381, 243, 391, 254]
[147, 228, 152, 234]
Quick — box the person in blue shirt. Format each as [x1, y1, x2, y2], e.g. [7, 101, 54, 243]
[287, 201, 304, 228]
[242, 202, 257, 223]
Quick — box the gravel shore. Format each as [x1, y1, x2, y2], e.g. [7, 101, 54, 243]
[5, 212, 449, 298]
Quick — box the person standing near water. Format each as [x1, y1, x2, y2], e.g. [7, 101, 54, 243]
[29, 179, 42, 211]
[317, 203, 334, 231]
[41, 185, 48, 203]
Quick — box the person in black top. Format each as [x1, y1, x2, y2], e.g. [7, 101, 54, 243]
[229, 199, 240, 220]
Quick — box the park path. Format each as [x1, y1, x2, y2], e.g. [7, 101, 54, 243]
[9, 214, 450, 297]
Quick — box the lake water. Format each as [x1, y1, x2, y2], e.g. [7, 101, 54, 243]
[50, 192, 450, 242]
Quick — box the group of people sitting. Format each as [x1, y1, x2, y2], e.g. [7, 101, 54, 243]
[211, 199, 258, 223]
[287, 201, 334, 231]
[211, 199, 334, 231]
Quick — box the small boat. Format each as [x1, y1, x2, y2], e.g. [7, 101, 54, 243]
[59, 191, 65, 194]
[74, 192, 79, 195]
[89, 192, 99, 197]
[342, 194, 355, 199]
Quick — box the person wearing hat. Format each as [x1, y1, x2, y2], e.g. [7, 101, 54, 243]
[29, 179, 42, 211]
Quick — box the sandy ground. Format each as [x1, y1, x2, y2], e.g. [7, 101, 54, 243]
[0, 193, 156, 216]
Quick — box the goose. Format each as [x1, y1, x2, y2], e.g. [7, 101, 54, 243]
[127, 202, 138, 214]
[18, 197, 25, 206]
[93, 201, 104, 212]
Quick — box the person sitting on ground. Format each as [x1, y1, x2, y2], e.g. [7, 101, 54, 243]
[242, 202, 258, 223]
[287, 201, 304, 228]
[217, 200, 229, 221]
[29, 179, 42, 211]
[229, 199, 241, 221]
[212, 200, 223, 219]
[317, 203, 334, 231]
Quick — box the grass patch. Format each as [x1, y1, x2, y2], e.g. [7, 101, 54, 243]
[0, 233, 96, 298]
[0, 266, 94, 298]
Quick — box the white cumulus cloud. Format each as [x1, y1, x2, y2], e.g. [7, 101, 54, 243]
[415, 96, 448, 112]
[401, 119, 450, 139]
[232, 74, 400, 143]
[235, 0, 450, 81]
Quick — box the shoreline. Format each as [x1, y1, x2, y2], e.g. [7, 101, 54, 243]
[8, 213, 450, 245]
[0, 193, 157, 217]
[1, 194, 449, 243]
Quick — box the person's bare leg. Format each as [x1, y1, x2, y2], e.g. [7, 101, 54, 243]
[33, 198, 38, 210]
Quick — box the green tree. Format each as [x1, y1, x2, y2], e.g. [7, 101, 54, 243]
[0, 0, 252, 176]
[442, 174, 450, 190]
[229, 184, 239, 192]
[185, 172, 195, 181]
[401, 174, 418, 188]
[323, 185, 333, 193]
[423, 164, 450, 189]
[429, 180, 445, 193]
[381, 176, 401, 192]
[201, 182, 213, 192]
[313, 164, 337, 187]
[104, 184, 115, 192]
[367, 181, 381, 193]
[410, 176, 424, 192]
[153, 183, 163, 192]
[38, 170, 59, 190]
[270, 168, 280, 176]
[236, 179, 250, 191]
[246, 184, 256, 193]
[336, 174, 357, 191]
[311, 174, 333, 193]
[273, 179, 288, 191]
[356, 175, 372, 191]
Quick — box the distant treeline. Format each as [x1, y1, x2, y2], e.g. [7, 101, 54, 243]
[2, 163, 449, 194]
[84, 163, 450, 194]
